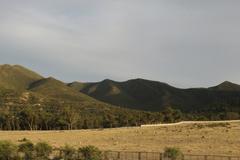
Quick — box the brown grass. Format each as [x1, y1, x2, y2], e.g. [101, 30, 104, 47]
[0, 122, 239, 155]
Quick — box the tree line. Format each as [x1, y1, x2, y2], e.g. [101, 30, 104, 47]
[0, 91, 240, 131]
[1, 103, 239, 131]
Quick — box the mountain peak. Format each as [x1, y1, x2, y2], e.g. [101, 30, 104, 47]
[220, 81, 235, 85]
[210, 81, 240, 91]
[100, 79, 117, 85]
[0, 64, 43, 90]
[102, 79, 114, 82]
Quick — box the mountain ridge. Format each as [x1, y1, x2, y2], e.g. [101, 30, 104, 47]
[1, 64, 240, 113]
[1, 64, 239, 130]
[69, 79, 240, 111]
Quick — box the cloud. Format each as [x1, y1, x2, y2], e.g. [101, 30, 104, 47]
[0, 0, 240, 87]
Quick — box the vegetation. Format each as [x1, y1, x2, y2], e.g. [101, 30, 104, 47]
[0, 89, 168, 130]
[0, 140, 103, 160]
[78, 146, 102, 160]
[0, 64, 239, 131]
[164, 147, 183, 160]
[0, 121, 239, 155]
[34, 142, 52, 159]
[0, 89, 239, 130]
[0, 64, 42, 90]
[59, 145, 76, 160]
[0, 141, 18, 160]
[71, 78, 240, 115]
[18, 141, 34, 160]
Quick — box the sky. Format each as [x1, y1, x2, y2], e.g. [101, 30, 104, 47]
[1, 0, 240, 88]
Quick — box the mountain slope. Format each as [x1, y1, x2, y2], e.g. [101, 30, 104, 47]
[0, 64, 42, 90]
[1, 64, 240, 114]
[69, 79, 140, 109]
[70, 79, 240, 112]
[69, 79, 185, 111]
[209, 81, 240, 91]
[29, 77, 96, 102]
[0, 65, 159, 129]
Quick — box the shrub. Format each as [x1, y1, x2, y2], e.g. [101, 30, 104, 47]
[34, 142, 52, 160]
[164, 147, 183, 160]
[18, 141, 34, 160]
[78, 145, 102, 160]
[0, 140, 19, 160]
[60, 145, 77, 160]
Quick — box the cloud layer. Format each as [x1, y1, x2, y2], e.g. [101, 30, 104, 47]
[1, 0, 240, 87]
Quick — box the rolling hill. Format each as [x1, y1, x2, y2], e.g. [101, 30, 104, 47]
[1, 64, 240, 117]
[0, 64, 42, 90]
[0, 64, 104, 105]
[1, 64, 240, 113]
[28, 77, 95, 102]
[0, 64, 239, 130]
[69, 79, 240, 112]
[209, 81, 240, 91]
[0, 64, 161, 130]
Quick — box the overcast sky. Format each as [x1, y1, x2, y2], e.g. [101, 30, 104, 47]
[1, 0, 240, 88]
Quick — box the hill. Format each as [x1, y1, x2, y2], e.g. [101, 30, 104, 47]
[0, 64, 162, 130]
[69, 79, 240, 113]
[0, 64, 42, 90]
[209, 81, 240, 91]
[29, 77, 95, 102]
[0, 64, 240, 131]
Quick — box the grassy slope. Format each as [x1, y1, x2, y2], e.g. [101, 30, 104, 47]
[0, 65, 142, 118]
[0, 64, 42, 90]
[29, 77, 95, 103]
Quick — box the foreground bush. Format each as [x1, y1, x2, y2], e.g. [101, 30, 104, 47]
[18, 141, 34, 160]
[79, 145, 102, 160]
[34, 142, 52, 160]
[0, 140, 19, 160]
[0, 140, 103, 160]
[60, 145, 77, 160]
[164, 147, 183, 160]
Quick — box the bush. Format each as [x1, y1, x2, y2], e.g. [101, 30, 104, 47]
[34, 142, 52, 160]
[18, 141, 34, 160]
[164, 147, 183, 160]
[0, 140, 19, 160]
[60, 145, 77, 160]
[79, 145, 102, 160]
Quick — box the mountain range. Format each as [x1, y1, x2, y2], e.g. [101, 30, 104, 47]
[1, 64, 240, 113]
[69, 79, 240, 112]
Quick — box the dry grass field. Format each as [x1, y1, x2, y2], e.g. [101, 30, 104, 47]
[0, 121, 240, 156]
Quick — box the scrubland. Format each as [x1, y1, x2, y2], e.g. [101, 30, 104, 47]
[0, 121, 239, 155]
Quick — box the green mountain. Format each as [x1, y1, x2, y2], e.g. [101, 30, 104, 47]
[0, 64, 239, 130]
[0, 64, 164, 130]
[69, 79, 240, 112]
[0, 64, 42, 90]
[29, 77, 95, 102]
[0, 64, 102, 104]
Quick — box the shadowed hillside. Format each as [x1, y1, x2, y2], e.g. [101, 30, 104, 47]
[69, 79, 240, 112]
[209, 81, 240, 91]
